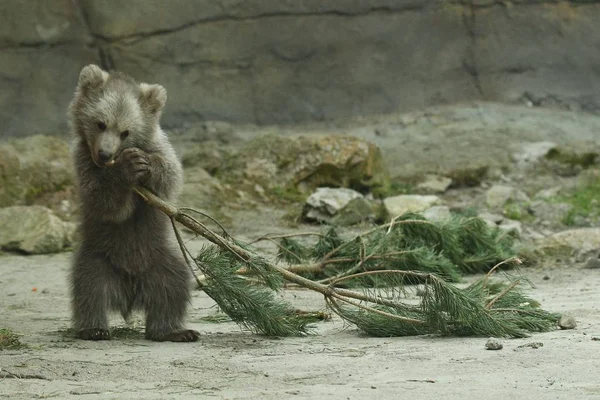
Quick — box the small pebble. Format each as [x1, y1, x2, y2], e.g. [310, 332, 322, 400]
[485, 338, 503, 350]
[543, 275, 550, 281]
[558, 315, 577, 330]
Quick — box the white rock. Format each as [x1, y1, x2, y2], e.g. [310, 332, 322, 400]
[416, 174, 453, 194]
[304, 187, 364, 222]
[498, 219, 523, 236]
[383, 195, 441, 217]
[0, 206, 74, 254]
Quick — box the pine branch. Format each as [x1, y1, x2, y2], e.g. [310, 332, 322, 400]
[133, 186, 561, 339]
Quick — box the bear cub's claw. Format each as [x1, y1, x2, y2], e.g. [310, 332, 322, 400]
[78, 328, 111, 341]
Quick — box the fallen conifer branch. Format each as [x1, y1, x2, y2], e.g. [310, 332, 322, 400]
[134, 186, 561, 339]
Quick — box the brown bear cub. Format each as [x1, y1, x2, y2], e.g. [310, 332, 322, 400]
[67, 64, 199, 342]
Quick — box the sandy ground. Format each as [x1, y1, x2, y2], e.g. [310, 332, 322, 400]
[1, 233, 599, 400]
[2, 102, 600, 399]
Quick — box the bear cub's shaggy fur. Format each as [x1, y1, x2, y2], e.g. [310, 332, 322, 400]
[68, 64, 199, 342]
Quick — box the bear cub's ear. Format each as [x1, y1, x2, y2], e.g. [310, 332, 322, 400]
[78, 64, 109, 91]
[139, 83, 167, 115]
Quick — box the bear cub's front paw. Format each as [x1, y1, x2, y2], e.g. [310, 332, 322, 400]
[116, 148, 150, 184]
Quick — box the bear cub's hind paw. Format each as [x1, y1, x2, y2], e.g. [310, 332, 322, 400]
[152, 329, 200, 342]
[78, 328, 111, 341]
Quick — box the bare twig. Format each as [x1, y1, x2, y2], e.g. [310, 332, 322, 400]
[0, 370, 50, 380]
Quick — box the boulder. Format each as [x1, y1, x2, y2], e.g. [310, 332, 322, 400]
[221, 134, 389, 194]
[0, 135, 74, 208]
[0, 206, 75, 254]
[546, 228, 600, 255]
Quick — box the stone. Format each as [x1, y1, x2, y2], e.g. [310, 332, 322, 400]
[178, 167, 224, 211]
[547, 228, 600, 255]
[584, 257, 600, 270]
[179, 121, 237, 144]
[486, 185, 530, 210]
[478, 212, 504, 227]
[498, 219, 523, 236]
[303, 187, 365, 224]
[383, 195, 440, 218]
[180, 141, 224, 174]
[0, 206, 75, 254]
[485, 338, 503, 351]
[4, 2, 600, 137]
[446, 165, 489, 188]
[98, 2, 476, 129]
[475, 4, 600, 115]
[416, 174, 453, 194]
[529, 201, 573, 227]
[0, 135, 74, 208]
[534, 186, 562, 200]
[1, 47, 98, 137]
[222, 134, 388, 193]
[330, 197, 374, 227]
[558, 315, 577, 330]
[512, 141, 557, 167]
[422, 206, 452, 223]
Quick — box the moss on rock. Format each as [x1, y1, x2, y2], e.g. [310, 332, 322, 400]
[219, 133, 390, 198]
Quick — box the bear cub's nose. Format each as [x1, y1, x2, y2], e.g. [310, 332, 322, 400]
[98, 150, 113, 163]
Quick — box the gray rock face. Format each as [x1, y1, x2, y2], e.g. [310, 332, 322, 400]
[3, 1, 600, 136]
[0, 206, 75, 254]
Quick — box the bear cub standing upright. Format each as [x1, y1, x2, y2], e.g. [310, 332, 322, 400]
[67, 64, 199, 342]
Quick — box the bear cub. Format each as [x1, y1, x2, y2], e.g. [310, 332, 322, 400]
[67, 64, 199, 342]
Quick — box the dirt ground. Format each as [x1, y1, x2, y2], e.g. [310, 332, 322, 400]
[2, 102, 600, 399]
[1, 227, 599, 400]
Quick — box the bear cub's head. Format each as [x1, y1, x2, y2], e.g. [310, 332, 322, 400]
[68, 64, 167, 168]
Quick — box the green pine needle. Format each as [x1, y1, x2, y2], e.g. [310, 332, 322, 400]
[329, 272, 560, 338]
[195, 246, 312, 337]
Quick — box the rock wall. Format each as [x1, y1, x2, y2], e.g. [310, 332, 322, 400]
[1, 0, 600, 137]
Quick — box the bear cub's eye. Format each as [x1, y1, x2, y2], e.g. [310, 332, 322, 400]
[121, 130, 130, 139]
[97, 122, 106, 131]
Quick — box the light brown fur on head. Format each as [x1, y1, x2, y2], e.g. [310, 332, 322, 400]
[68, 64, 168, 167]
